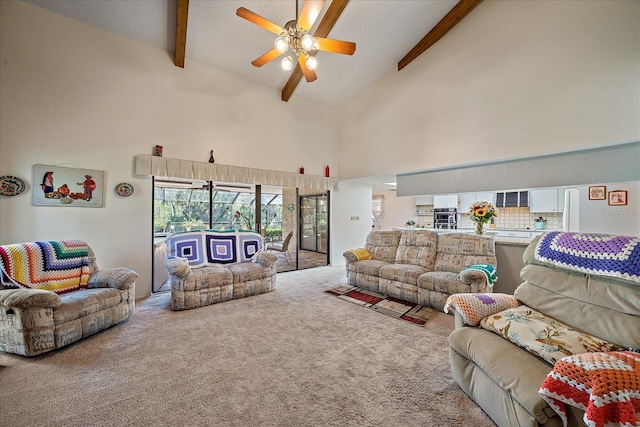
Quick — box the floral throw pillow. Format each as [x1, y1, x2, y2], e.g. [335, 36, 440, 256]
[480, 305, 623, 365]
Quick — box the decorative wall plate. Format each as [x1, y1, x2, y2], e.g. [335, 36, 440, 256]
[115, 182, 134, 197]
[0, 175, 26, 196]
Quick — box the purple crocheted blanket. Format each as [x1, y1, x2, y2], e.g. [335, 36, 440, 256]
[534, 232, 640, 284]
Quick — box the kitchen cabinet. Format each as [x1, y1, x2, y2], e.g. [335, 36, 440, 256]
[530, 189, 564, 212]
[433, 194, 458, 209]
[495, 191, 529, 208]
[459, 192, 495, 212]
[415, 196, 434, 205]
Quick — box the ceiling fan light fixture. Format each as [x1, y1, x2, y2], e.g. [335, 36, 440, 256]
[281, 56, 294, 71]
[274, 36, 288, 53]
[305, 55, 317, 70]
[301, 33, 315, 51]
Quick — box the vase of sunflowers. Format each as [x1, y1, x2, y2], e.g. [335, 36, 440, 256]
[467, 201, 498, 235]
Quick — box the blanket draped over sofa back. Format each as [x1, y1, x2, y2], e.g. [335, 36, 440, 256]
[518, 233, 640, 349]
[534, 231, 640, 284]
[165, 230, 264, 267]
[0, 240, 90, 294]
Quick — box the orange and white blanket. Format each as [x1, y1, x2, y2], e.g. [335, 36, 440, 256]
[539, 351, 640, 427]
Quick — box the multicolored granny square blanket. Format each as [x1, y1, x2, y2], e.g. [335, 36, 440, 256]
[535, 232, 640, 284]
[443, 293, 519, 327]
[0, 240, 90, 294]
[539, 351, 640, 427]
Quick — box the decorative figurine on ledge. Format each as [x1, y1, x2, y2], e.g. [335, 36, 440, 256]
[209, 150, 215, 163]
[153, 145, 163, 157]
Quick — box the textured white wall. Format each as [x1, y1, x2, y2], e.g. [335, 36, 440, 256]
[330, 182, 372, 266]
[339, 0, 640, 180]
[0, 1, 338, 297]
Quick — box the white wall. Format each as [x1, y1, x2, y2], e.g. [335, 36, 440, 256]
[0, 1, 339, 297]
[372, 191, 416, 230]
[330, 182, 372, 266]
[576, 181, 640, 236]
[339, 0, 640, 180]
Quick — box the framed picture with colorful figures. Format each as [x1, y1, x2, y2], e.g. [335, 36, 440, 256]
[608, 190, 627, 206]
[588, 185, 606, 200]
[33, 164, 104, 207]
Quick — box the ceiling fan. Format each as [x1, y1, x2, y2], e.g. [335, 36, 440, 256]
[236, 0, 356, 83]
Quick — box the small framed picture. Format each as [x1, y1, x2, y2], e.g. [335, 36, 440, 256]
[608, 190, 627, 206]
[588, 185, 606, 200]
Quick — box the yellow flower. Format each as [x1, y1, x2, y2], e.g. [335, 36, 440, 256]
[475, 209, 487, 217]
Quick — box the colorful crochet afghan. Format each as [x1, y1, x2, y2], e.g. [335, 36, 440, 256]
[443, 293, 520, 327]
[0, 240, 90, 294]
[458, 264, 498, 286]
[539, 351, 640, 427]
[535, 232, 640, 284]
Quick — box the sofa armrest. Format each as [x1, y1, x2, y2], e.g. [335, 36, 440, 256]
[457, 264, 498, 293]
[87, 268, 138, 290]
[343, 248, 371, 263]
[0, 289, 62, 309]
[254, 251, 277, 268]
[166, 257, 191, 279]
[444, 293, 520, 327]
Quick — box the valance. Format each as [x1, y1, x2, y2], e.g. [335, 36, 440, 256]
[134, 155, 339, 191]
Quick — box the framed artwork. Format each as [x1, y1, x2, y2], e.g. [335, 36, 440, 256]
[33, 164, 104, 207]
[608, 190, 627, 206]
[588, 186, 606, 200]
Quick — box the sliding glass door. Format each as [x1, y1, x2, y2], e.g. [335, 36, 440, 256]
[300, 194, 328, 255]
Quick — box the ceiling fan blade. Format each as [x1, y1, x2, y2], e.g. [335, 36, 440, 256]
[251, 49, 283, 67]
[314, 37, 356, 55]
[298, 55, 317, 83]
[236, 7, 283, 35]
[298, 0, 326, 30]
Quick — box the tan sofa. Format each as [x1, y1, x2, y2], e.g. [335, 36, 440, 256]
[165, 230, 277, 310]
[343, 230, 497, 311]
[0, 241, 137, 356]
[445, 232, 640, 427]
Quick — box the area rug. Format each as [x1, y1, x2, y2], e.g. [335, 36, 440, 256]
[325, 285, 439, 326]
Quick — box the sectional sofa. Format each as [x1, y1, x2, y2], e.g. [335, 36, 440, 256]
[343, 230, 497, 311]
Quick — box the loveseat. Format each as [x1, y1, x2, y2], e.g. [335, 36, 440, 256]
[343, 230, 497, 311]
[445, 232, 640, 427]
[165, 229, 277, 311]
[0, 240, 137, 356]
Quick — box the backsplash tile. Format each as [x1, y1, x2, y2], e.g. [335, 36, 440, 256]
[459, 207, 563, 231]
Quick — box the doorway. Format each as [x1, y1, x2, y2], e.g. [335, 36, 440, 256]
[299, 193, 329, 268]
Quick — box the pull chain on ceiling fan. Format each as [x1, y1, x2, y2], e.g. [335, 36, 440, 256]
[236, 0, 356, 83]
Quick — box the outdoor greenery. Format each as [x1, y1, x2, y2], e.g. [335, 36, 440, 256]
[153, 186, 283, 234]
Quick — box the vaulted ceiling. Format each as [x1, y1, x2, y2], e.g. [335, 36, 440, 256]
[23, 0, 481, 108]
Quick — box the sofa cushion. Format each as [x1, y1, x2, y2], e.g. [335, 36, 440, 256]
[418, 271, 472, 294]
[379, 264, 431, 286]
[364, 230, 402, 263]
[54, 288, 123, 324]
[227, 262, 269, 283]
[166, 232, 206, 267]
[435, 233, 496, 273]
[347, 259, 390, 276]
[393, 230, 437, 269]
[449, 327, 560, 424]
[480, 305, 624, 366]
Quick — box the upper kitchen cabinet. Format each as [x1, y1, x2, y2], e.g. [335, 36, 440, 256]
[495, 191, 529, 208]
[415, 196, 434, 205]
[530, 188, 564, 212]
[459, 192, 495, 212]
[433, 194, 459, 209]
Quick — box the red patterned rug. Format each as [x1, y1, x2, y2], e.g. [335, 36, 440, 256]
[324, 285, 439, 326]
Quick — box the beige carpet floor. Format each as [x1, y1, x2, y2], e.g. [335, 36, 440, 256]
[0, 265, 496, 427]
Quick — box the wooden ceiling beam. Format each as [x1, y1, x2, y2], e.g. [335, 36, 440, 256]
[281, 0, 350, 102]
[397, 0, 482, 71]
[175, 0, 189, 68]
